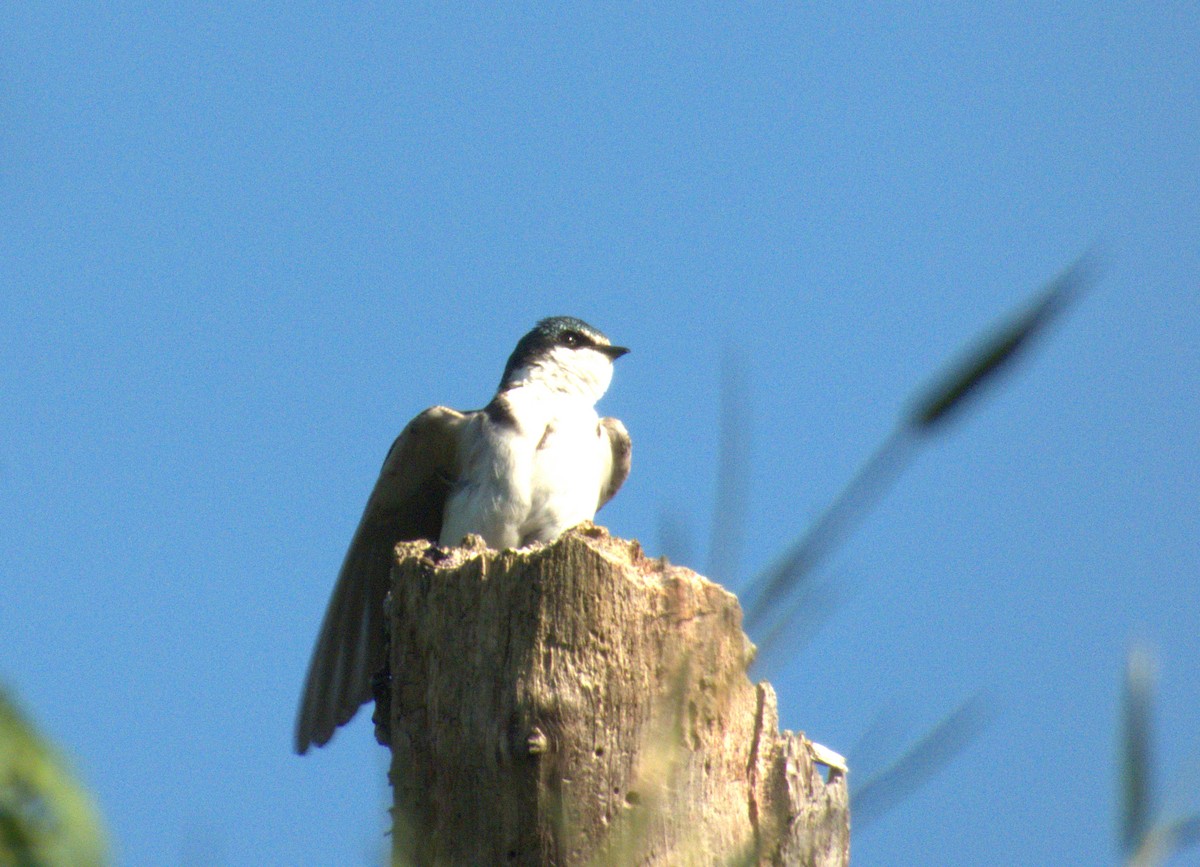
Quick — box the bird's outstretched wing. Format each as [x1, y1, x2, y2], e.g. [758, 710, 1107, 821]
[598, 416, 631, 509]
[295, 406, 466, 754]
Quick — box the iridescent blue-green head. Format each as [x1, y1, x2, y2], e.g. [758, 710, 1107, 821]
[500, 316, 629, 397]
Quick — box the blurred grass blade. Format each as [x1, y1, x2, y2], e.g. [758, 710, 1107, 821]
[657, 508, 696, 567]
[851, 695, 990, 830]
[742, 429, 912, 634]
[707, 348, 751, 584]
[585, 656, 693, 867]
[0, 686, 109, 867]
[844, 701, 912, 787]
[1126, 816, 1200, 867]
[1166, 814, 1200, 853]
[748, 574, 840, 677]
[741, 254, 1094, 639]
[909, 255, 1096, 430]
[1120, 645, 1156, 856]
[1171, 811, 1200, 845]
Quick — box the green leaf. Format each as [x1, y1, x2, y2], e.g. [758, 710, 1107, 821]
[0, 686, 109, 867]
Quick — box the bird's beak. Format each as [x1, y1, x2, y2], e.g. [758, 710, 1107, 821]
[599, 345, 630, 360]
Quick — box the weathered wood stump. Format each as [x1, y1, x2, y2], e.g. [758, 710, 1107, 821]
[382, 524, 849, 866]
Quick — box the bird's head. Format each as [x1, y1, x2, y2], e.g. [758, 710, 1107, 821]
[500, 316, 629, 401]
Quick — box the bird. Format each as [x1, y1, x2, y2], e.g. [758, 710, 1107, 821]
[295, 316, 631, 754]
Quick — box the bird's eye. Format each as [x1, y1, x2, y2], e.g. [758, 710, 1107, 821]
[561, 331, 582, 348]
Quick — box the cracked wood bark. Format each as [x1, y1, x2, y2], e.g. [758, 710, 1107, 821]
[382, 524, 849, 867]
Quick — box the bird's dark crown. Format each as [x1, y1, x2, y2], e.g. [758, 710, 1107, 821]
[500, 316, 622, 387]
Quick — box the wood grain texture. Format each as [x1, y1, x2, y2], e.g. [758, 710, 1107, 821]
[384, 524, 849, 867]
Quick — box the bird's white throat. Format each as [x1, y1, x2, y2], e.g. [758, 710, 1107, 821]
[503, 345, 615, 406]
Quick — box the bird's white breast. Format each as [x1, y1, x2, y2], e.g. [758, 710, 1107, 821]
[521, 405, 608, 544]
[438, 388, 610, 550]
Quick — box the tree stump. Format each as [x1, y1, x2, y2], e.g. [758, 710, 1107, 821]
[382, 524, 849, 866]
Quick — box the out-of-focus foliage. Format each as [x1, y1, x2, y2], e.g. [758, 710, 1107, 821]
[1119, 648, 1200, 867]
[740, 255, 1097, 635]
[0, 687, 108, 867]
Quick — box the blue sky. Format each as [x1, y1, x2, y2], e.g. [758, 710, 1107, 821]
[2, 4, 1198, 865]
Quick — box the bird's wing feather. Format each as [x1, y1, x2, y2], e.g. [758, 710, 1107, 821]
[597, 416, 631, 509]
[294, 406, 465, 754]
